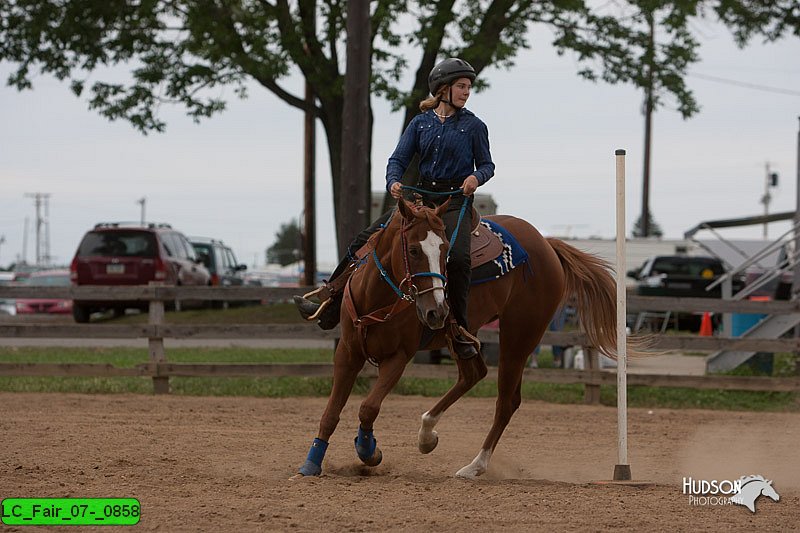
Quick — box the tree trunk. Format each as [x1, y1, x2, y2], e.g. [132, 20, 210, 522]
[337, 0, 372, 258]
[317, 103, 342, 248]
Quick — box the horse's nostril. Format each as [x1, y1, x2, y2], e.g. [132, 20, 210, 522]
[426, 310, 438, 323]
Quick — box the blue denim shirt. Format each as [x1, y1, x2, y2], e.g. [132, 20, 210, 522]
[385, 109, 495, 192]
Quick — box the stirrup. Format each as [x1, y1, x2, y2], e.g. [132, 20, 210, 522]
[306, 298, 331, 322]
[302, 286, 325, 300]
[299, 286, 333, 322]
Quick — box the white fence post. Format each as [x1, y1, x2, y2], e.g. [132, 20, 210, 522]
[614, 149, 631, 481]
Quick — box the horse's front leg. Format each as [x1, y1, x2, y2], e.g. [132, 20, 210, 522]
[294, 340, 364, 478]
[354, 351, 410, 467]
[418, 352, 487, 454]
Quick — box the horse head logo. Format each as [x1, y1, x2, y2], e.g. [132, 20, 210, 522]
[730, 475, 780, 513]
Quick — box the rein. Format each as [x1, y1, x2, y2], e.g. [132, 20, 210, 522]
[401, 185, 470, 258]
[343, 199, 450, 361]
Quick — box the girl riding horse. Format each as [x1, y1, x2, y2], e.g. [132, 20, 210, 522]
[295, 57, 492, 360]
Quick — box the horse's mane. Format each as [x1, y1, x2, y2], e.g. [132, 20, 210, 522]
[739, 474, 770, 485]
[412, 206, 446, 232]
[360, 203, 445, 256]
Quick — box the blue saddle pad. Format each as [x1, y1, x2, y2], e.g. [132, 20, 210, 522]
[470, 219, 530, 285]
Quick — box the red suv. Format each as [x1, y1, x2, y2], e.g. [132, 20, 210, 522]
[70, 222, 211, 322]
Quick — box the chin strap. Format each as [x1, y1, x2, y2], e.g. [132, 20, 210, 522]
[438, 86, 462, 111]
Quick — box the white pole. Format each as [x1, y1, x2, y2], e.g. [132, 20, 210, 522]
[614, 149, 631, 481]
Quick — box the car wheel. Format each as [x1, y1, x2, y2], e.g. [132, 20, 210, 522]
[72, 304, 91, 323]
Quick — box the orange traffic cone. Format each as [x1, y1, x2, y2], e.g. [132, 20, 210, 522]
[699, 312, 713, 337]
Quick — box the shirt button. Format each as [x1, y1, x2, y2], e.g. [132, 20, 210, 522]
[437, 135, 440, 138]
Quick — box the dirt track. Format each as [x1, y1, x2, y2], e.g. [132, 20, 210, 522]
[1, 393, 798, 532]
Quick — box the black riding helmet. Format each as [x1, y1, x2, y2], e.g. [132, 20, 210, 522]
[428, 58, 476, 95]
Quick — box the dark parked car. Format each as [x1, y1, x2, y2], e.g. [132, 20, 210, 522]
[189, 237, 247, 287]
[628, 255, 744, 298]
[70, 222, 210, 322]
[190, 237, 249, 308]
[628, 255, 744, 331]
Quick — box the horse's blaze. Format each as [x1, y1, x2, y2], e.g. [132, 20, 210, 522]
[416, 230, 448, 329]
[419, 230, 445, 305]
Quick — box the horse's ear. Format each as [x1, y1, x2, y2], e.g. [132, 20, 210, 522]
[397, 198, 415, 221]
[434, 197, 451, 218]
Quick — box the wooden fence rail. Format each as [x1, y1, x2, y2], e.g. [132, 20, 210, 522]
[1, 285, 798, 397]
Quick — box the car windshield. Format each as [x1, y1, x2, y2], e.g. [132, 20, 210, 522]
[24, 274, 71, 287]
[78, 231, 157, 258]
[650, 258, 724, 277]
[192, 243, 213, 268]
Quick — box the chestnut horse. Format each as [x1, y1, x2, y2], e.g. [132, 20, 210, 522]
[295, 198, 619, 478]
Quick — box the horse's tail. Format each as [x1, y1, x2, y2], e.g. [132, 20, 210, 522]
[546, 238, 644, 358]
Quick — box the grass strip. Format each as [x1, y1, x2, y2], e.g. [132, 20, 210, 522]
[0, 347, 796, 412]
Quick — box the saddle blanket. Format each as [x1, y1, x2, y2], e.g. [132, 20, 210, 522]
[470, 218, 530, 285]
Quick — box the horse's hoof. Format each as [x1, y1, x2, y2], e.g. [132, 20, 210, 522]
[454, 464, 482, 479]
[361, 447, 383, 467]
[297, 459, 322, 477]
[418, 430, 439, 454]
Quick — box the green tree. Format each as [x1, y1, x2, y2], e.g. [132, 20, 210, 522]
[2, 1, 797, 250]
[266, 219, 302, 266]
[632, 210, 664, 238]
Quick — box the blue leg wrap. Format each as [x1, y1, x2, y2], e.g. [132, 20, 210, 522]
[298, 438, 328, 476]
[354, 426, 377, 461]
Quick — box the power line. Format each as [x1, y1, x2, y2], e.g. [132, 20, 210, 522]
[688, 72, 800, 97]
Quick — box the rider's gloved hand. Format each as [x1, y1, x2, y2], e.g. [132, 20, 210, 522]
[461, 175, 479, 196]
[390, 182, 403, 199]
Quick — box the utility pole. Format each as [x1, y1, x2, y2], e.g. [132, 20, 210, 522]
[0, 235, 5, 267]
[761, 162, 779, 239]
[22, 217, 29, 265]
[24, 192, 51, 266]
[640, 11, 655, 238]
[338, 0, 371, 258]
[137, 197, 146, 225]
[301, 2, 317, 287]
[793, 117, 800, 375]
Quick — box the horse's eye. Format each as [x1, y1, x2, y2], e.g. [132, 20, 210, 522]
[409, 247, 420, 257]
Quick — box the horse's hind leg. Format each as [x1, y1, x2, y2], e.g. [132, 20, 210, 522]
[354, 352, 410, 467]
[455, 314, 546, 478]
[418, 353, 488, 454]
[295, 341, 364, 477]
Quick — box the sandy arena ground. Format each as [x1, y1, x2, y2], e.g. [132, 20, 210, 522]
[1, 392, 798, 532]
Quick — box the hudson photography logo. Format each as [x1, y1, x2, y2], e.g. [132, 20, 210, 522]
[682, 475, 780, 513]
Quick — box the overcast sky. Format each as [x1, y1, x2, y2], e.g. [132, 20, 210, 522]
[1, 18, 799, 269]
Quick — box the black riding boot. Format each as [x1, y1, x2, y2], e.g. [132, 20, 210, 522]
[441, 195, 479, 360]
[294, 209, 394, 330]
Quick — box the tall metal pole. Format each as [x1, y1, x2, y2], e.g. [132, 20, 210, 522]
[24, 193, 49, 266]
[640, 13, 655, 238]
[338, 0, 371, 258]
[792, 117, 800, 376]
[614, 149, 631, 481]
[22, 217, 29, 265]
[761, 161, 772, 240]
[138, 197, 146, 225]
[43, 195, 51, 265]
[303, 83, 317, 286]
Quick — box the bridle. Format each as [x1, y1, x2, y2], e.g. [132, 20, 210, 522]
[342, 191, 464, 362]
[371, 214, 448, 303]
